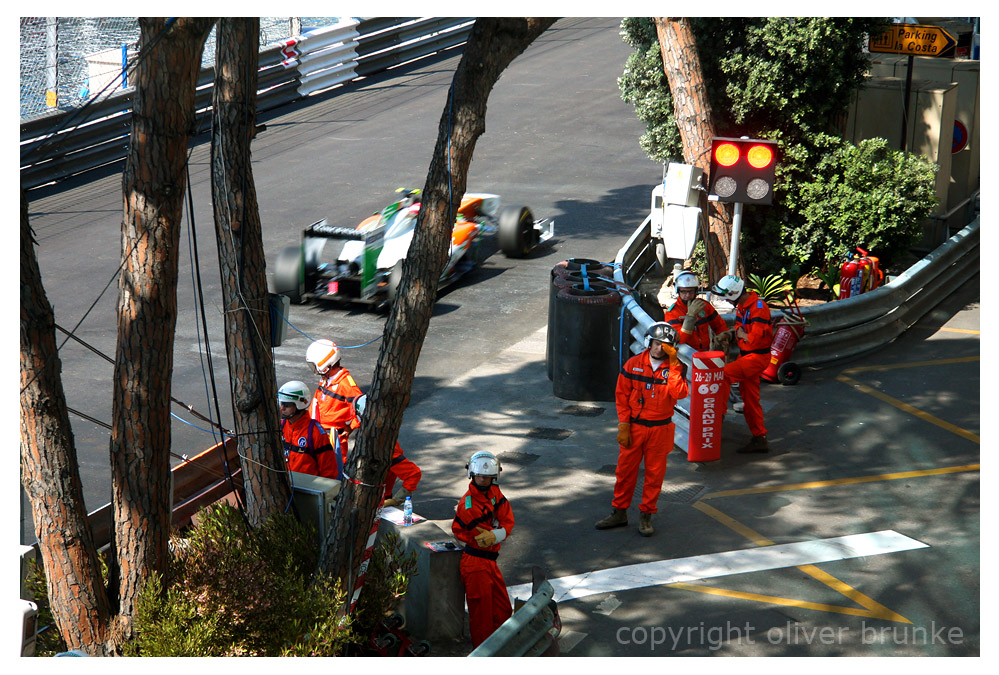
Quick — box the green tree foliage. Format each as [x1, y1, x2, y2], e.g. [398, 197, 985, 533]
[786, 136, 938, 268]
[620, 17, 938, 276]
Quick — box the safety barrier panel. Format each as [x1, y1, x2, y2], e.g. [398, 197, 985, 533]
[468, 578, 560, 657]
[614, 215, 980, 451]
[20, 17, 474, 190]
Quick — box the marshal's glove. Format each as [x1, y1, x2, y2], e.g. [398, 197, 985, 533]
[383, 487, 412, 508]
[617, 423, 632, 447]
[681, 298, 707, 334]
[474, 526, 497, 548]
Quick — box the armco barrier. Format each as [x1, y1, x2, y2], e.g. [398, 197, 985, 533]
[468, 576, 560, 657]
[614, 215, 980, 451]
[20, 17, 474, 190]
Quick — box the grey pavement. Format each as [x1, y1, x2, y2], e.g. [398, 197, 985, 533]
[397, 271, 979, 656]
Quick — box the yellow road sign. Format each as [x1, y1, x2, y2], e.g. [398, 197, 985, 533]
[869, 23, 956, 57]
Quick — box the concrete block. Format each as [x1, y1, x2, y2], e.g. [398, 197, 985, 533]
[376, 515, 466, 642]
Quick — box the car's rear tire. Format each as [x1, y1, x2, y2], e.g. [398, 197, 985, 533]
[498, 205, 535, 258]
[273, 245, 305, 304]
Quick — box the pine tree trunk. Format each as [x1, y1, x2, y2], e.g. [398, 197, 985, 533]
[210, 18, 290, 526]
[654, 17, 735, 283]
[20, 190, 114, 653]
[110, 16, 214, 641]
[321, 18, 556, 590]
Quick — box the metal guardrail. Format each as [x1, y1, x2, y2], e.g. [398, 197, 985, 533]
[468, 578, 560, 657]
[20, 18, 474, 190]
[615, 214, 980, 450]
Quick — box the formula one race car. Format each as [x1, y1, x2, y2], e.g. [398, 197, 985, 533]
[272, 188, 554, 308]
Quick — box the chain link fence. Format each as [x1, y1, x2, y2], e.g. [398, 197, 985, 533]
[19, 17, 340, 120]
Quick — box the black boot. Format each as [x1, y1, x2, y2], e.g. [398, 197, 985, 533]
[737, 434, 769, 453]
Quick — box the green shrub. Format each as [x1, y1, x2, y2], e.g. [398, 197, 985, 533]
[25, 504, 418, 657]
[784, 136, 938, 271]
[130, 503, 417, 656]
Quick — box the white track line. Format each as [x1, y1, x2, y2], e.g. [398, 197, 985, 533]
[507, 530, 927, 603]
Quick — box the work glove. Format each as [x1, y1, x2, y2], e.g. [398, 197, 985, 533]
[687, 297, 707, 317]
[383, 487, 412, 508]
[681, 313, 697, 334]
[617, 423, 632, 447]
[474, 526, 497, 548]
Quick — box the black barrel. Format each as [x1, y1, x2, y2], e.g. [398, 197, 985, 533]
[547, 259, 613, 380]
[551, 283, 622, 402]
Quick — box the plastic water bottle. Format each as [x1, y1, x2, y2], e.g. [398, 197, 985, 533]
[403, 496, 413, 525]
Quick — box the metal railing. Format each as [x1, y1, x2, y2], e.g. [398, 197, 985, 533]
[615, 214, 980, 451]
[20, 17, 474, 190]
[468, 573, 560, 657]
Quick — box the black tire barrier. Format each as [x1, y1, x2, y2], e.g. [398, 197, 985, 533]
[547, 259, 614, 380]
[551, 284, 622, 402]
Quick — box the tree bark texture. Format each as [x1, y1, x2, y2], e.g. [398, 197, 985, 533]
[654, 17, 735, 283]
[210, 18, 290, 526]
[21, 191, 114, 653]
[321, 18, 556, 587]
[110, 16, 214, 640]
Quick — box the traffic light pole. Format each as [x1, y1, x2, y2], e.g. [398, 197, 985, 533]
[727, 201, 743, 276]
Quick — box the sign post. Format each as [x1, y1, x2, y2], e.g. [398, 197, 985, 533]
[869, 24, 957, 152]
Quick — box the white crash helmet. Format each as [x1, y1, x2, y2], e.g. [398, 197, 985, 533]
[466, 450, 501, 482]
[277, 380, 311, 411]
[306, 338, 340, 374]
[710, 275, 745, 303]
[674, 271, 699, 291]
[646, 321, 678, 347]
[353, 394, 367, 418]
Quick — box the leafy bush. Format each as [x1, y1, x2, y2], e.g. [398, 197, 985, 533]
[785, 137, 938, 270]
[127, 503, 417, 656]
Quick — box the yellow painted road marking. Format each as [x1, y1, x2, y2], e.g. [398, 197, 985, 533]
[692, 500, 913, 623]
[841, 355, 979, 373]
[693, 500, 775, 546]
[701, 463, 981, 500]
[838, 374, 980, 444]
[668, 582, 894, 621]
[939, 327, 980, 335]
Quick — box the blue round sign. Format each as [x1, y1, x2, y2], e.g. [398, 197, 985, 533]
[953, 120, 969, 153]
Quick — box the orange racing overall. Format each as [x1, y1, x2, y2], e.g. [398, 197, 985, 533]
[614, 348, 689, 514]
[724, 290, 773, 437]
[452, 481, 515, 647]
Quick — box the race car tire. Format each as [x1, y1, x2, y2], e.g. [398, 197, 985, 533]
[498, 205, 535, 258]
[273, 245, 305, 304]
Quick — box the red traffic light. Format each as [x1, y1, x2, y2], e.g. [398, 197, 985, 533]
[746, 144, 774, 169]
[713, 142, 741, 167]
[707, 137, 778, 205]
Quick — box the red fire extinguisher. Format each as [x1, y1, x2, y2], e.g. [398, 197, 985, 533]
[854, 247, 884, 292]
[838, 254, 861, 300]
[838, 247, 880, 300]
[761, 291, 807, 385]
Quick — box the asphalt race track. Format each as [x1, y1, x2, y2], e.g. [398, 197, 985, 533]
[20, 18, 659, 543]
[18, 18, 980, 657]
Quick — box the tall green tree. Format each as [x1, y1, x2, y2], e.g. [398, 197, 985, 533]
[210, 17, 291, 525]
[21, 17, 215, 654]
[622, 17, 934, 277]
[322, 16, 556, 595]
